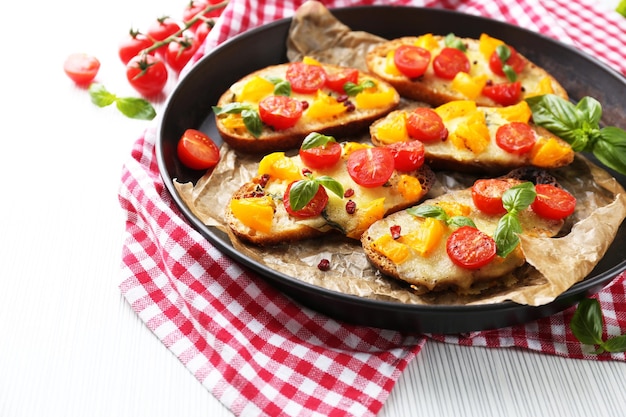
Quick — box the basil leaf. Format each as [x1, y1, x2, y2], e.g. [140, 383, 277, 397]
[273, 80, 292, 97]
[448, 216, 476, 229]
[89, 83, 116, 107]
[502, 182, 536, 213]
[494, 213, 522, 257]
[241, 109, 262, 138]
[315, 176, 344, 198]
[407, 205, 449, 221]
[445, 33, 466, 52]
[289, 180, 319, 211]
[602, 334, 626, 353]
[593, 127, 626, 175]
[213, 102, 253, 115]
[115, 97, 157, 120]
[570, 298, 605, 346]
[576, 96, 603, 127]
[525, 94, 583, 144]
[301, 132, 336, 150]
[344, 80, 376, 96]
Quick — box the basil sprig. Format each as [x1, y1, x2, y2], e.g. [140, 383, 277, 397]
[301, 132, 336, 150]
[407, 205, 476, 229]
[89, 83, 156, 120]
[495, 44, 517, 82]
[493, 182, 536, 258]
[212, 102, 263, 138]
[343, 80, 376, 96]
[289, 175, 344, 211]
[526, 94, 626, 175]
[571, 298, 626, 354]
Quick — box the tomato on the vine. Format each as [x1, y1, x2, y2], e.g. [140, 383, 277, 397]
[433, 47, 470, 80]
[165, 36, 199, 72]
[147, 17, 181, 54]
[531, 184, 576, 220]
[183, 0, 224, 33]
[386, 141, 425, 172]
[495, 122, 536, 154]
[63, 53, 100, 85]
[286, 62, 327, 94]
[177, 129, 220, 170]
[194, 20, 213, 44]
[482, 81, 522, 106]
[284, 181, 329, 218]
[471, 178, 515, 215]
[118, 30, 154, 65]
[126, 54, 168, 97]
[393, 45, 431, 78]
[258, 96, 304, 130]
[299, 141, 342, 170]
[346, 147, 395, 188]
[446, 226, 497, 269]
[406, 107, 448, 142]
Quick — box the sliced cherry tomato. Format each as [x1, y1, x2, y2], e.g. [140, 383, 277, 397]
[177, 129, 220, 170]
[406, 108, 448, 142]
[165, 36, 199, 73]
[284, 181, 329, 218]
[496, 122, 536, 154]
[258, 96, 304, 130]
[393, 45, 431, 78]
[386, 141, 425, 172]
[447, 226, 497, 269]
[126, 54, 168, 97]
[286, 62, 327, 94]
[147, 17, 181, 55]
[63, 53, 100, 85]
[325, 68, 359, 94]
[433, 47, 470, 80]
[118, 30, 154, 65]
[531, 184, 576, 220]
[471, 178, 516, 215]
[489, 46, 526, 77]
[299, 141, 342, 170]
[482, 81, 522, 106]
[346, 147, 395, 188]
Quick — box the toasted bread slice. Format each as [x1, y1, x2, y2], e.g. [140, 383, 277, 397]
[361, 173, 567, 295]
[214, 58, 400, 153]
[365, 33, 568, 107]
[370, 100, 574, 174]
[225, 141, 436, 246]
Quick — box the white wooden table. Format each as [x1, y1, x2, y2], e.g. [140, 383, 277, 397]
[1, 0, 624, 416]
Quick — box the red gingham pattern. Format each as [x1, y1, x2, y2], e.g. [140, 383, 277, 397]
[120, 1, 626, 416]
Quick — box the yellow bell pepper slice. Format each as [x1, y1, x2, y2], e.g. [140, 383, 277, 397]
[384, 50, 403, 76]
[371, 234, 410, 264]
[398, 217, 445, 257]
[434, 100, 477, 122]
[302, 56, 322, 66]
[258, 152, 303, 182]
[479, 33, 505, 60]
[355, 87, 397, 109]
[397, 175, 423, 202]
[347, 197, 386, 239]
[414, 33, 439, 51]
[237, 76, 274, 103]
[306, 91, 347, 120]
[530, 137, 574, 168]
[450, 110, 490, 154]
[493, 100, 532, 123]
[230, 196, 274, 234]
[451, 72, 488, 100]
[524, 77, 555, 98]
[374, 112, 408, 144]
[435, 201, 471, 218]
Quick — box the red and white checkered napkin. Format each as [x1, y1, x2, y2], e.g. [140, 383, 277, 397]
[119, 1, 626, 416]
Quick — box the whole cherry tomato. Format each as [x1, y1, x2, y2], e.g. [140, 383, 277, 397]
[531, 184, 576, 220]
[482, 81, 522, 106]
[386, 140, 425, 172]
[177, 129, 220, 170]
[433, 47, 470, 80]
[406, 108, 448, 142]
[258, 96, 304, 130]
[183, 0, 224, 33]
[299, 141, 342, 170]
[126, 54, 168, 97]
[118, 29, 154, 65]
[393, 45, 431, 78]
[284, 181, 329, 218]
[346, 147, 395, 188]
[447, 226, 497, 269]
[471, 178, 516, 215]
[489, 46, 526, 77]
[495, 122, 536, 154]
[63, 53, 100, 85]
[165, 36, 199, 72]
[325, 68, 359, 94]
[147, 16, 181, 55]
[286, 62, 327, 94]
[194, 20, 213, 44]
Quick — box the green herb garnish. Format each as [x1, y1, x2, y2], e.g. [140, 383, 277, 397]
[89, 83, 156, 120]
[570, 298, 626, 354]
[301, 132, 336, 150]
[407, 205, 476, 229]
[212, 102, 263, 138]
[493, 182, 536, 258]
[495, 44, 517, 82]
[343, 80, 376, 96]
[444, 33, 467, 52]
[526, 94, 626, 175]
[289, 175, 344, 211]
